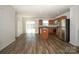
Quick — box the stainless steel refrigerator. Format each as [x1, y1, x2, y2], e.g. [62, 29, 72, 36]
[61, 19, 70, 42]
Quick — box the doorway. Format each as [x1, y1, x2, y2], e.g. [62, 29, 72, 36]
[25, 20, 36, 33]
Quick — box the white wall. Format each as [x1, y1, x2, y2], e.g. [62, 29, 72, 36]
[0, 6, 16, 51]
[70, 6, 79, 46]
[16, 15, 23, 37]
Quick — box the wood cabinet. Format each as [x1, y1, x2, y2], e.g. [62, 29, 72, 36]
[54, 16, 70, 42]
[49, 20, 54, 25]
[38, 16, 70, 42]
[39, 20, 43, 25]
[41, 28, 48, 40]
[49, 20, 54, 34]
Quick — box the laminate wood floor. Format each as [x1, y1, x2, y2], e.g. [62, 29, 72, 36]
[0, 33, 78, 54]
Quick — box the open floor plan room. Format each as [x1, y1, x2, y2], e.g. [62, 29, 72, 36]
[0, 5, 79, 54]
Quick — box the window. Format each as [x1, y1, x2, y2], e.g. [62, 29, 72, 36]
[43, 20, 48, 26]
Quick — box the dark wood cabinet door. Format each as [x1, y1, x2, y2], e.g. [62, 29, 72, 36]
[39, 20, 42, 25]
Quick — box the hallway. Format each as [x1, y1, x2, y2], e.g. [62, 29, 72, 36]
[0, 33, 78, 54]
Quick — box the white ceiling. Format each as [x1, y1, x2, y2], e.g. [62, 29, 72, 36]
[12, 5, 71, 18]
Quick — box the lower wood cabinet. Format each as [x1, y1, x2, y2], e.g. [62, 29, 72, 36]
[40, 28, 48, 40]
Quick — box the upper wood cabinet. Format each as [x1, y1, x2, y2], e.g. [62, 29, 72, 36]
[48, 20, 54, 34]
[49, 20, 54, 25]
[39, 19, 43, 25]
